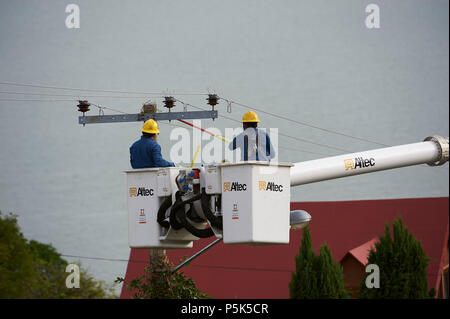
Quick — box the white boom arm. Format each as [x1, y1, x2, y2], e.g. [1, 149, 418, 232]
[290, 135, 449, 186]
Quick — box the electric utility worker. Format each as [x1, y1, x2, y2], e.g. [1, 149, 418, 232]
[130, 119, 175, 168]
[228, 110, 276, 161]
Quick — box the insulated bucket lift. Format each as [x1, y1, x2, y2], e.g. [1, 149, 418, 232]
[126, 161, 293, 249]
[124, 135, 448, 249]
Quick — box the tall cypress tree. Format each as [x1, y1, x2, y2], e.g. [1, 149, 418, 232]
[316, 245, 348, 298]
[289, 227, 317, 298]
[358, 218, 435, 298]
[289, 227, 348, 299]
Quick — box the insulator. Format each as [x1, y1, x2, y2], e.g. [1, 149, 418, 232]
[142, 102, 157, 114]
[207, 94, 219, 107]
[77, 100, 90, 114]
[163, 96, 176, 109]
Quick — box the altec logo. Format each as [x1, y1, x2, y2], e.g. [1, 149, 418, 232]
[223, 182, 247, 192]
[129, 187, 154, 197]
[344, 157, 376, 171]
[258, 181, 283, 192]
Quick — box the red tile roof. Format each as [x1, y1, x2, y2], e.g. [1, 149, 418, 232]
[341, 237, 378, 265]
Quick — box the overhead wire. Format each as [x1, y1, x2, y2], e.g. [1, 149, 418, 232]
[90, 102, 129, 115]
[0, 90, 161, 99]
[61, 254, 136, 263]
[61, 253, 292, 271]
[160, 102, 328, 156]
[0, 81, 387, 147]
[0, 81, 387, 152]
[0, 98, 347, 155]
[0, 81, 207, 96]
[0, 98, 76, 102]
[218, 96, 390, 148]
[59, 253, 442, 277]
[81, 101, 446, 167]
[84, 100, 330, 156]
[175, 98, 347, 154]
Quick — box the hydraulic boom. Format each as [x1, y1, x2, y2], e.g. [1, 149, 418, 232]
[290, 135, 449, 186]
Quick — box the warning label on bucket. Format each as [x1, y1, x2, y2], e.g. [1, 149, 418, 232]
[138, 209, 146, 224]
[232, 204, 239, 220]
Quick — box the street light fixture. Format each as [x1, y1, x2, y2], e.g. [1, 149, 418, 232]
[290, 210, 312, 230]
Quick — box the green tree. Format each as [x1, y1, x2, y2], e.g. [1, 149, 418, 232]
[0, 212, 37, 298]
[120, 249, 209, 299]
[316, 245, 348, 298]
[358, 218, 435, 299]
[289, 226, 317, 298]
[0, 211, 116, 298]
[289, 226, 348, 299]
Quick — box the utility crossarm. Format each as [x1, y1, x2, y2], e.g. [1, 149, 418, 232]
[79, 110, 218, 125]
[290, 135, 449, 186]
[76, 98, 218, 125]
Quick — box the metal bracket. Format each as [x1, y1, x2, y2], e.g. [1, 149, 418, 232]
[78, 110, 218, 125]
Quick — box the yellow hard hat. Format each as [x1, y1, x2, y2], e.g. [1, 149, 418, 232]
[141, 119, 160, 134]
[241, 110, 260, 123]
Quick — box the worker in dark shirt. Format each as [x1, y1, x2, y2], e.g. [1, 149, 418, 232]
[130, 119, 175, 168]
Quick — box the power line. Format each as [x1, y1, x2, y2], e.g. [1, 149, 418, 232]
[277, 145, 328, 157]
[0, 81, 207, 96]
[176, 98, 348, 154]
[90, 102, 129, 115]
[82, 102, 450, 164]
[61, 254, 137, 263]
[0, 81, 387, 149]
[189, 264, 442, 276]
[0, 83, 364, 154]
[59, 254, 442, 277]
[59, 253, 292, 273]
[0, 90, 160, 99]
[218, 96, 390, 148]
[278, 132, 350, 153]
[93, 99, 330, 157]
[0, 97, 336, 156]
[0, 98, 76, 102]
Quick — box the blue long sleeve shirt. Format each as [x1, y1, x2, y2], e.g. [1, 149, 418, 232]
[228, 127, 275, 161]
[130, 136, 175, 169]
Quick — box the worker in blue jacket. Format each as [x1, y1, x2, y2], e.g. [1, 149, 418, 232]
[229, 110, 276, 162]
[130, 119, 175, 168]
